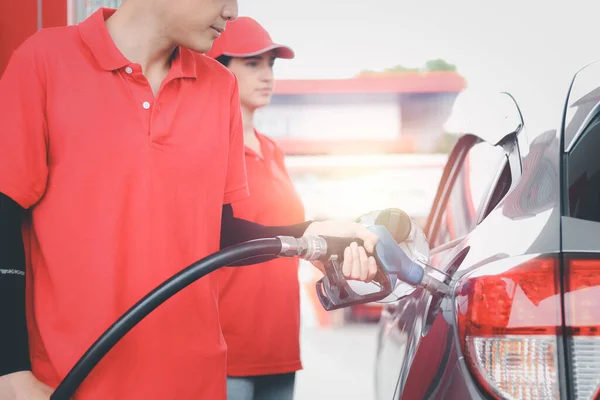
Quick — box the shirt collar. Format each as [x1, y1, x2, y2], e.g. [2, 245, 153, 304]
[245, 131, 266, 158]
[169, 47, 197, 80]
[78, 7, 196, 79]
[245, 132, 286, 167]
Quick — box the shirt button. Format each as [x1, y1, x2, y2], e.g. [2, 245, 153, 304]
[125, 66, 133, 74]
[142, 101, 151, 110]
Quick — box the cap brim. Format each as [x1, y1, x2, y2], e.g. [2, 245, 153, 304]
[223, 44, 295, 60]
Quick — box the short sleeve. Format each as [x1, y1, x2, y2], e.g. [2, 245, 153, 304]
[0, 41, 49, 209]
[223, 78, 249, 204]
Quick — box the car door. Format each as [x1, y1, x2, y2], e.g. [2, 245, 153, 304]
[375, 92, 524, 400]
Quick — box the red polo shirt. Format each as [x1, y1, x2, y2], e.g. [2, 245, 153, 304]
[217, 133, 305, 377]
[0, 8, 248, 400]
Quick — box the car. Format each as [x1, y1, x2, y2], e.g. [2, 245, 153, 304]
[373, 61, 600, 400]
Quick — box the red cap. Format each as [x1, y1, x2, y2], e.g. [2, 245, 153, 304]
[206, 17, 295, 60]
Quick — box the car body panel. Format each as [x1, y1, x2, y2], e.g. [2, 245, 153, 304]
[562, 217, 600, 253]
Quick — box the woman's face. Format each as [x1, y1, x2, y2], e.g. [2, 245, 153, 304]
[227, 50, 277, 111]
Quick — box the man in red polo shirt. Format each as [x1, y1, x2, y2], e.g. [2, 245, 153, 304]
[0, 1, 379, 399]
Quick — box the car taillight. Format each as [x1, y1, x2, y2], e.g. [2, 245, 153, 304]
[564, 255, 600, 400]
[456, 255, 562, 400]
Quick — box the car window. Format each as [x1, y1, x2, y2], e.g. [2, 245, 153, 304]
[566, 111, 600, 223]
[564, 61, 600, 151]
[432, 140, 506, 247]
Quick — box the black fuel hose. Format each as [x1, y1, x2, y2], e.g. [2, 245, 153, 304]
[51, 238, 282, 400]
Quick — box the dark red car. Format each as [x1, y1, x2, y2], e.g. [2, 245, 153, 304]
[375, 61, 600, 400]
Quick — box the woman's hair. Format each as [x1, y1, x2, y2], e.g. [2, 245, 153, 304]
[216, 55, 233, 67]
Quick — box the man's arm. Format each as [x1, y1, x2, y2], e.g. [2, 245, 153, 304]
[0, 30, 61, 399]
[0, 193, 30, 375]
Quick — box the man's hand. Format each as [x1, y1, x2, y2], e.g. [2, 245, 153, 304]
[304, 220, 379, 282]
[0, 371, 53, 400]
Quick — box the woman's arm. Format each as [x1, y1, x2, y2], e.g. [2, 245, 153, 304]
[220, 204, 312, 265]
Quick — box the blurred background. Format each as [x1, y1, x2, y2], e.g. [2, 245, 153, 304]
[2, 0, 599, 398]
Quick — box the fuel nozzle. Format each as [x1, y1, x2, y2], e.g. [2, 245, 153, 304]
[417, 263, 452, 296]
[276, 222, 451, 312]
[365, 225, 451, 294]
[368, 209, 451, 297]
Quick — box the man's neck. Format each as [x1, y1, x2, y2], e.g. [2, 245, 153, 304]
[105, 2, 174, 76]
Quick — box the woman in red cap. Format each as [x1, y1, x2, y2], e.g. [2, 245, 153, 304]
[206, 17, 303, 400]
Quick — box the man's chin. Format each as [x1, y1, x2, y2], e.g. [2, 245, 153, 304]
[184, 38, 215, 54]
